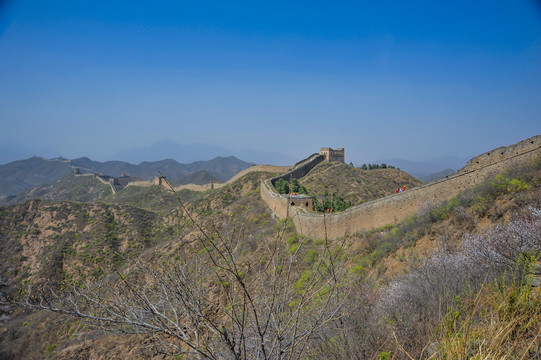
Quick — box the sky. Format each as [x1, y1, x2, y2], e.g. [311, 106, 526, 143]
[0, 0, 540, 165]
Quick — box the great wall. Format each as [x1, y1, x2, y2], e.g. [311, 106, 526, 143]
[74, 136, 541, 240]
[74, 164, 290, 193]
[123, 164, 290, 191]
[260, 136, 541, 239]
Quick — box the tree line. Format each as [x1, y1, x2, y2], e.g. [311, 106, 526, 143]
[359, 163, 396, 170]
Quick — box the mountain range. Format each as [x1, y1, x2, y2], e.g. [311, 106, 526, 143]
[0, 155, 252, 198]
[376, 156, 469, 182]
[0, 139, 296, 166]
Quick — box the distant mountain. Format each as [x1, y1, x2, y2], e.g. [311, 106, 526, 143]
[376, 156, 468, 181]
[72, 155, 251, 183]
[3, 174, 115, 205]
[417, 168, 456, 183]
[0, 155, 252, 198]
[113, 140, 233, 164]
[0, 157, 73, 196]
[113, 139, 295, 165]
[178, 170, 219, 185]
[0, 143, 59, 165]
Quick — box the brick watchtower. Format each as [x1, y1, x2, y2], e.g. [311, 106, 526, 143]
[320, 147, 345, 163]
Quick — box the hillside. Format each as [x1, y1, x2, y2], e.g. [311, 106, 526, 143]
[71, 156, 252, 183]
[177, 169, 220, 185]
[300, 162, 423, 206]
[2, 174, 204, 213]
[3, 174, 119, 205]
[0, 157, 72, 197]
[0, 155, 253, 200]
[0, 170, 285, 359]
[0, 145, 540, 359]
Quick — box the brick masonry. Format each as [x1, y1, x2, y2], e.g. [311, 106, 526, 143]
[261, 135, 541, 239]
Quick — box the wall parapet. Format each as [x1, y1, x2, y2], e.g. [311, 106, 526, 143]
[270, 154, 325, 187]
[461, 135, 541, 173]
[261, 135, 541, 239]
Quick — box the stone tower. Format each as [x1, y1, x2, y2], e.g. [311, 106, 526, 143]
[320, 147, 345, 163]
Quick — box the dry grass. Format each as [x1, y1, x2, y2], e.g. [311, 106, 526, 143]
[426, 278, 541, 359]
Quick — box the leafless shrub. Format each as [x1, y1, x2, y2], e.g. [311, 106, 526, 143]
[417, 199, 440, 224]
[382, 207, 541, 358]
[310, 278, 388, 359]
[462, 206, 541, 270]
[18, 176, 351, 359]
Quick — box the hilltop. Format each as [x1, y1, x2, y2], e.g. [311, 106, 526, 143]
[300, 162, 423, 206]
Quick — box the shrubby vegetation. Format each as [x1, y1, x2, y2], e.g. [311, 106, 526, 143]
[359, 163, 396, 170]
[381, 207, 541, 358]
[312, 192, 353, 213]
[274, 178, 308, 195]
[274, 178, 353, 213]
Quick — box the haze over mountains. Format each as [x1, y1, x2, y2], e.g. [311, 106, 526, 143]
[0, 155, 252, 198]
[0, 143, 468, 204]
[0, 140, 296, 167]
[376, 156, 468, 182]
[1, 138, 469, 183]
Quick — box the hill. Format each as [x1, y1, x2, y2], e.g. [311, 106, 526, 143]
[300, 162, 423, 206]
[0, 155, 253, 199]
[2, 173, 204, 212]
[71, 155, 252, 182]
[2, 174, 114, 205]
[0, 157, 72, 197]
[0, 141, 540, 359]
[177, 170, 219, 185]
[0, 170, 284, 359]
[417, 167, 456, 182]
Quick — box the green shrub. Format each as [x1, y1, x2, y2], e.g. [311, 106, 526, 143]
[287, 233, 298, 245]
[288, 243, 299, 255]
[295, 270, 312, 290]
[305, 250, 318, 264]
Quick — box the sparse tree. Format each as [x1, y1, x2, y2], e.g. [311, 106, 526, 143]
[274, 178, 290, 194]
[21, 176, 352, 359]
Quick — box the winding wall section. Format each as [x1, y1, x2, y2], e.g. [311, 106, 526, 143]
[125, 164, 290, 191]
[261, 135, 541, 239]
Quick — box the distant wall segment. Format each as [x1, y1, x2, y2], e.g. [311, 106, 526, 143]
[125, 164, 290, 192]
[261, 135, 541, 239]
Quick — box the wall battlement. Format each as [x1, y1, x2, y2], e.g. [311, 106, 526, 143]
[261, 135, 541, 239]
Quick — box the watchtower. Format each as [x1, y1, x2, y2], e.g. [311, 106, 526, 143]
[320, 147, 345, 163]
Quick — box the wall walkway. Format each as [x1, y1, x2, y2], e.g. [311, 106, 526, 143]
[261, 135, 541, 239]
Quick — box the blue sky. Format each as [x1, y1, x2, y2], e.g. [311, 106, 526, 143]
[1, 0, 540, 165]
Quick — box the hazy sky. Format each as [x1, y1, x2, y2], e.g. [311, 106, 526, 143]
[1, 0, 540, 164]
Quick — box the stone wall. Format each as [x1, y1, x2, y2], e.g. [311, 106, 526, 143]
[124, 164, 290, 192]
[259, 154, 327, 219]
[461, 136, 541, 173]
[261, 135, 541, 239]
[270, 154, 325, 186]
[260, 179, 290, 219]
